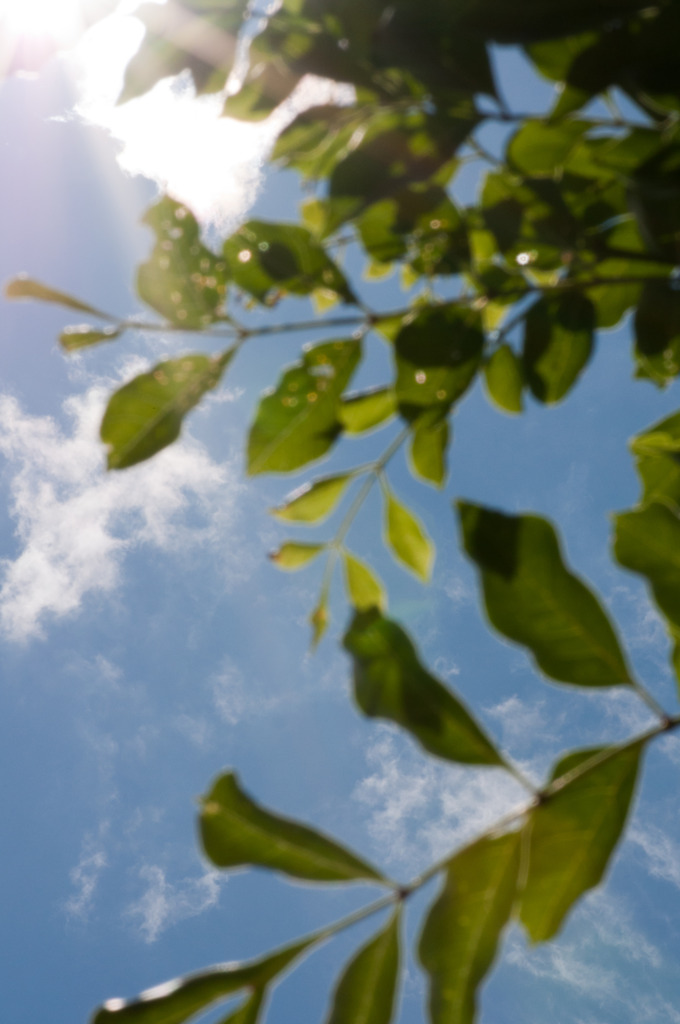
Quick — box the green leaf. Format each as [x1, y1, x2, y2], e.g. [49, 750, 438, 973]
[339, 388, 397, 434]
[325, 911, 401, 1024]
[343, 609, 505, 767]
[458, 503, 633, 686]
[409, 408, 450, 487]
[634, 280, 680, 384]
[614, 504, 680, 639]
[269, 542, 326, 570]
[247, 340, 361, 475]
[272, 474, 351, 523]
[60, 325, 122, 352]
[630, 411, 680, 510]
[91, 936, 311, 1024]
[384, 488, 434, 582]
[137, 197, 227, 328]
[101, 350, 234, 470]
[343, 553, 386, 612]
[522, 293, 595, 404]
[508, 119, 586, 176]
[223, 221, 354, 305]
[215, 989, 265, 1024]
[419, 832, 521, 1024]
[394, 304, 484, 421]
[520, 743, 642, 942]
[200, 771, 383, 883]
[5, 275, 112, 319]
[484, 344, 524, 413]
[310, 597, 330, 649]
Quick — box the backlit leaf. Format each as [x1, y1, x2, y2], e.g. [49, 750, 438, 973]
[343, 609, 505, 766]
[101, 350, 234, 470]
[91, 936, 312, 1024]
[137, 197, 227, 328]
[614, 504, 680, 639]
[634, 280, 680, 384]
[484, 345, 524, 413]
[215, 989, 265, 1024]
[272, 475, 351, 523]
[247, 340, 361, 475]
[325, 911, 401, 1024]
[60, 325, 122, 352]
[339, 388, 397, 434]
[200, 772, 384, 883]
[630, 411, 680, 510]
[410, 409, 450, 487]
[520, 743, 642, 942]
[269, 542, 326, 570]
[343, 554, 386, 612]
[5, 275, 111, 318]
[419, 832, 521, 1024]
[458, 503, 633, 686]
[384, 489, 433, 581]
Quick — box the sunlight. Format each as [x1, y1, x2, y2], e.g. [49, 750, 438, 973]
[0, 0, 83, 40]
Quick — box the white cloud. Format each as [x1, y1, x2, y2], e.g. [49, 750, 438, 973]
[124, 864, 224, 943]
[0, 382, 243, 642]
[64, 822, 110, 920]
[629, 823, 680, 889]
[354, 729, 525, 876]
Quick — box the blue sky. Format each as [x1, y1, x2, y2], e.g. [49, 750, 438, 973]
[2, 5, 680, 1024]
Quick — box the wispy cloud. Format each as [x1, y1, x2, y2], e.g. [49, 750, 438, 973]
[628, 823, 680, 889]
[124, 864, 224, 943]
[354, 729, 524, 876]
[0, 382, 243, 642]
[64, 822, 110, 920]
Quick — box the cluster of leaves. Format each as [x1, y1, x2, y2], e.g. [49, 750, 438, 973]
[7, 1, 680, 1023]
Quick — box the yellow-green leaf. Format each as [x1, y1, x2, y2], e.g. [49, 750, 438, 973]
[384, 489, 433, 581]
[326, 911, 401, 1024]
[339, 387, 397, 434]
[60, 325, 122, 352]
[484, 344, 524, 413]
[272, 475, 351, 524]
[343, 553, 386, 612]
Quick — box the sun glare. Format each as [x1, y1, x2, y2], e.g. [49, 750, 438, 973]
[0, 0, 84, 39]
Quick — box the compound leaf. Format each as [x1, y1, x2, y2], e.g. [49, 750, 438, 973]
[325, 911, 401, 1024]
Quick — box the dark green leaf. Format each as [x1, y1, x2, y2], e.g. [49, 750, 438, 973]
[343, 553, 386, 612]
[223, 221, 354, 305]
[272, 474, 351, 523]
[614, 504, 680, 638]
[508, 120, 586, 176]
[521, 743, 642, 942]
[339, 388, 397, 434]
[60, 325, 122, 352]
[5, 275, 112, 318]
[384, 488, 433, 581]
[137, 197, 227, 328]
[269, 542, 326, 570]
[247, 340, 361, 475]
[483, 345, 524, 413]
[419, 832, 521, 1024]
[394, 305, 484, 421]
[458, 503, 633, 686]
[325, 911, 401, 1024]
[634, 280, 680, 384]
[91, 936, 311, 1024]
[200, 771, 383, 883]
[101, 350, 233, 470]
[522, 293, 595, 404]
[343, 610, 505, 767]
[215, 989, 265, 1024]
